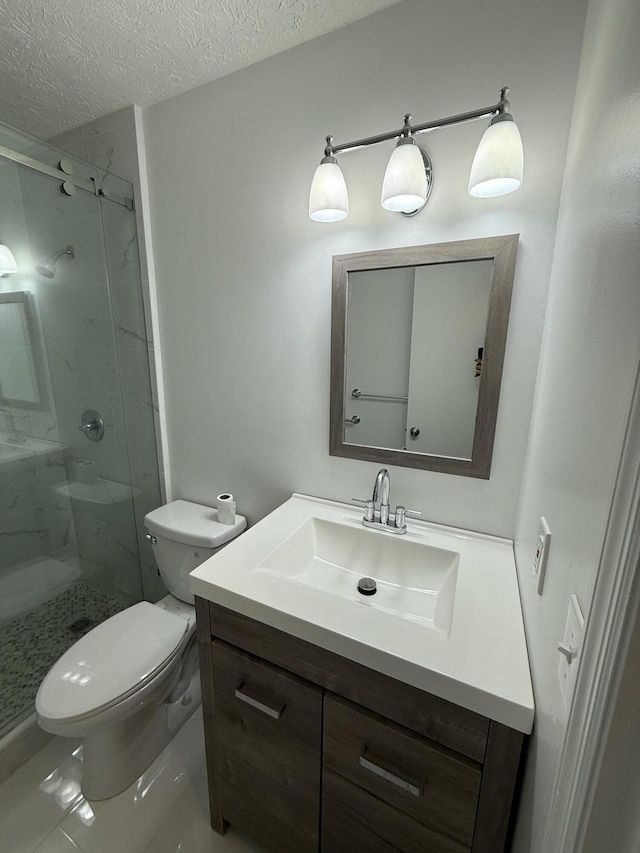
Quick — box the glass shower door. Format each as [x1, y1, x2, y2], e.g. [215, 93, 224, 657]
[0, 136, 146, 738]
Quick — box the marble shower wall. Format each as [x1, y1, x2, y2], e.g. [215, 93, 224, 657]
[51, 109, 166, 602]
[51, 110, 165, 601]
[50, 107, 166, 601]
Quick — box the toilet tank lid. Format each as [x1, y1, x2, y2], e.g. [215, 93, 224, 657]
[145, 499, 246, 547]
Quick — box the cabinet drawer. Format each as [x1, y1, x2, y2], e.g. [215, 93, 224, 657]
[322, 768, 471, 853]
[324, 695, 480, 850]
[212, 640, 323, 853]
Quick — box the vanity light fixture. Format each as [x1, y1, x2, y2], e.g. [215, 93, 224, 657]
[0, 242, 19, 275]
[309, 87, 523, 222]
[309, 152, 349, 222]
[380, 128, 429, 213]
[468, 112, 524, 197]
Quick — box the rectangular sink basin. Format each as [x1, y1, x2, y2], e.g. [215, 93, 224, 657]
[255, 517, 459, 631]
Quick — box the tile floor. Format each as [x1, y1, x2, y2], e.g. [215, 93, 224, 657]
[0, 707, 264, 853]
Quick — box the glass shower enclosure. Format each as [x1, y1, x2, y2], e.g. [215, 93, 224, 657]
[0, 120, 163, 741]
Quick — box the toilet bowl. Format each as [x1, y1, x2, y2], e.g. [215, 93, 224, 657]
[35, 500, 246, 800]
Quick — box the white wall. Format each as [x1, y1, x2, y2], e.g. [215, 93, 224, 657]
[512, 0, 640, 846]
[143, 0, 587, 538]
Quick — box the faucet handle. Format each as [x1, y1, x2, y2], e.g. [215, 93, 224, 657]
[393, 505, 421, 530]
[352, 498, 375, 521]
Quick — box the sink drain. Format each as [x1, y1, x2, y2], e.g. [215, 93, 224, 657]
[357, 577, 377, 596]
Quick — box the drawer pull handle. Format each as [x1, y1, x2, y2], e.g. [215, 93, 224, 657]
[359, 752, 422, 798]
[234, 684, 285, 720]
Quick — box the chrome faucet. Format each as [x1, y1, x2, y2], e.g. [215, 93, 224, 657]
[353, 468, 421, 535]
[372, 468, 391, 525]
[0, 408, 24, 444]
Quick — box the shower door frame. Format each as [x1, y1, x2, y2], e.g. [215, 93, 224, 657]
[0, 143, 134, 210]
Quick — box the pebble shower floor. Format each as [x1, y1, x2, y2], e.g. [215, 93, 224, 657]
[0, 582, 124, 736]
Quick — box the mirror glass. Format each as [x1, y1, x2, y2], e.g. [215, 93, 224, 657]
[330, 235, 519, 478]
[0, 291, 47, 410]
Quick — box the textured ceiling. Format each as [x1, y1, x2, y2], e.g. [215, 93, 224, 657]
[0, 0, 401, 139]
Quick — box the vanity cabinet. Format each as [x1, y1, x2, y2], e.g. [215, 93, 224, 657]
[196, 597, 526, 853]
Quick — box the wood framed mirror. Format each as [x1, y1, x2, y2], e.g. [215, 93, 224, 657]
[329, 234, 519, 478]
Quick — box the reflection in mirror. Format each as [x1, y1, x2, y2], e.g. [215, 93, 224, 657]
[330, 235, 519, 478]
[0, 291, 47, 410]
[347, 260, 493, 458]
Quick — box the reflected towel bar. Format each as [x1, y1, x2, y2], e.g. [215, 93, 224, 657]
[352, 388, 408, 403]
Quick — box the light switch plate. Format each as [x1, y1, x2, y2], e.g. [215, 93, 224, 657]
[558, 593, 585, 714]
[533, 516, 551, 595]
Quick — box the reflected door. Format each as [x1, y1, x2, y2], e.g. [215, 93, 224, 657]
[405, 261, 492, 458]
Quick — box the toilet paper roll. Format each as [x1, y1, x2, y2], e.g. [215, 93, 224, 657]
[217, 493, 236, 525]
[75, 459, 97, 486]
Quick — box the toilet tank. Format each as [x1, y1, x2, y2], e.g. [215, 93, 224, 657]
[145, 500, 247, 604]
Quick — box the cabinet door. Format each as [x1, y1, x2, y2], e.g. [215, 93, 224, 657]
[212, 640, 322, 853]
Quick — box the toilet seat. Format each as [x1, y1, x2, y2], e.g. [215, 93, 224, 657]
[36, 602, 192, 726]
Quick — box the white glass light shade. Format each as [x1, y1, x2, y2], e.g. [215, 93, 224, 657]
[468, 118, 524, 198]
[0, 242, 18, 274]
[309, 160, 349, 222]
[381, 141, 427, 212]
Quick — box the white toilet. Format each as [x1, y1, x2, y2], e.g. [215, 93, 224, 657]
[35, 499, 246, 800]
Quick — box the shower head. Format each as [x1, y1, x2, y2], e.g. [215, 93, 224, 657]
[36, 263, 55, 279]
[36, 245, 74, 278]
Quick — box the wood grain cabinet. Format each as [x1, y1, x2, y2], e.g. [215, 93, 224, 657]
[196, 597, 526, 853]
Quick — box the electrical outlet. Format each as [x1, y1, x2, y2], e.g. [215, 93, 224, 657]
[532, 517, 551, 594]
[558, 594, 585, 714]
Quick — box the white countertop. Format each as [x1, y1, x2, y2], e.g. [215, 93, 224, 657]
[190, 493, 534, 734]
